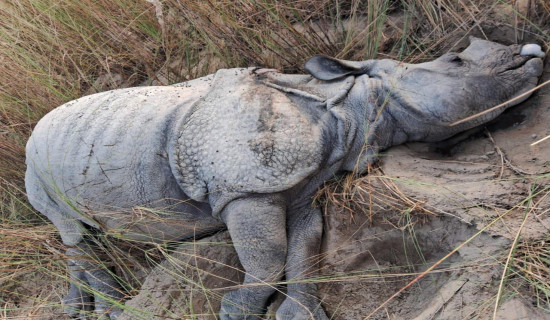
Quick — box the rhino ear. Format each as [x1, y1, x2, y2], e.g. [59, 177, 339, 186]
[305, 55, 372, 81]
[468, 35, 484, 43]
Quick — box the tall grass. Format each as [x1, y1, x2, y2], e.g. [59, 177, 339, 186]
[0, 0, 165, 221]
[1, 0, 550, 318]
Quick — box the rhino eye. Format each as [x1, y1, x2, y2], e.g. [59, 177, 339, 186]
[442, 53, 463, 65]
[448, 55, 463, 64]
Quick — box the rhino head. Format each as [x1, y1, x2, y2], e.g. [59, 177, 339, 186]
[306, 37, 545, 150]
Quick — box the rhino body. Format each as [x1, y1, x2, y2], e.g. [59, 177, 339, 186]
[25, 38, 544, 319]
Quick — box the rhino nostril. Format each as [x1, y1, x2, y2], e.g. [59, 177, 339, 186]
[520, 44, 545, 58]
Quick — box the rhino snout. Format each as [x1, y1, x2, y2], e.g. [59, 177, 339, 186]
[520, 44, 545, 58]
[523, 57, 544, 78]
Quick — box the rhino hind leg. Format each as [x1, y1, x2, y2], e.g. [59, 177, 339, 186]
[25, 172, 122, 319]
[67, 244, 124, 319]
[48, 219, 125, 319]
[63, 260, 93, 318]
[219, 194, 287, 319]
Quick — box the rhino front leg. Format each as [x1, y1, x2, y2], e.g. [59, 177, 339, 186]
[276, 205, 328, 320]
[219, 194, 287, 320]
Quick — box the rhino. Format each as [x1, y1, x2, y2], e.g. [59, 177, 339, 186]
[25, 37, 544, 319]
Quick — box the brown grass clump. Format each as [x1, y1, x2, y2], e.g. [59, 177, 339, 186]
[0, 222, 68, 319]
[314, 166, 436, 225]
[0, 222, 65, 279]
[513, 239, 550, 311]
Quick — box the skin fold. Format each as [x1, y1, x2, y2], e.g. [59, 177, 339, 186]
[25, 37, 544, 319]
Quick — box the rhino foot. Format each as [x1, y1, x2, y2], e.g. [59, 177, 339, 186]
[65, 246, 124, 319]
[63, 280, 93, 319]
[219, 289, 267, 320]
[63, 272, 123, 320]
[276, 294, 329, 320]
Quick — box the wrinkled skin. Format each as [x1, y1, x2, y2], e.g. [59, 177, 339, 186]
[25, 37, 544, 319]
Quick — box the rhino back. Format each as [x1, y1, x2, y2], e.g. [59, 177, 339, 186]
[26, 78, 216, 238]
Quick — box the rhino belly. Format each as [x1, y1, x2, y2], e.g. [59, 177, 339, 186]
[26, 83, 223, 242]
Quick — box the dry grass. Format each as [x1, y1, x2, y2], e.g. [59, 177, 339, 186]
[0, 222, 64, 281]
[513, 239, 550, 311]
[314, 166, 437, 225]
[1, 0, 550, 318]
[0, 0, 165, 221]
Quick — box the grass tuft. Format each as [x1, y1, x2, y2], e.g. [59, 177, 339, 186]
[513, 239, 550, 312]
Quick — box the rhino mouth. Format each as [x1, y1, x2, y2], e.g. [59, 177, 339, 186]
[500, 56, 532, 72]
[497, 55, 543, 77]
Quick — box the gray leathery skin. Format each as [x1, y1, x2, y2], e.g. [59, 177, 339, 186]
[25, 37, 544, 319]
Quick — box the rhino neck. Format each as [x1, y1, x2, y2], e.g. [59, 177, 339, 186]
[330, 75, 426, 170]
[336, 75, 382, 173]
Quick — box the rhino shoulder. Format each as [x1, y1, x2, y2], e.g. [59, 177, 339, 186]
[170, 68, 326, 207]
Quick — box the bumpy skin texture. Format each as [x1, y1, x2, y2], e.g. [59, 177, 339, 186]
[25, 37, 544, 319]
